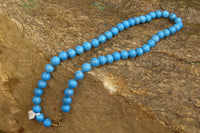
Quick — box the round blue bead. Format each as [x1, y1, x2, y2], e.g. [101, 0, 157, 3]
[99, 56, 107, 65]
[111, 27, 119, 35]
[36, 113, 44, 122]
[152, 35, 160, 43]
[91, 58, 100, 67]
[61, 105, 70, 113]
[64, 88, 74, 96]
[136, 48, 144, 56]
[41, 72, 51, 81]
[140, 15, 146, 23]
[128, 18, 135, 26]
[32, 96, 41, 105]
[83, 42, 92, 51]
[129, 49, 137, 58]
[75, 71, 84, 80]
[169, 13, 176, 21]
[67, 49, 76, 58]
[149, 12, 156, 19]
[43, 118, 52, 127]
[106, 55, 114, 63]
[162, 10, 169, 18]
[59, 51, 68, 61]
[175, 17, 182, 23]
[91, 39, 100, 47]
[75, 45, 84, 55]
[174, 24, 181, 31]
[147, 39, 156, 48]
[169, 26, 176, 34]
[82, 63, 91, 72]
[163, 29, 170, 37]
[32, 105, 41, 113]
[116, 23, 125, 31]
[142, 44, 150, 53]
[68, 79, 77, 89]
[120, 50, 129, 59]
[34, 88, 43, 96]
[98, 35, 107, 43]
[104, 31, 113, 40]
[145, 14, 152, 22]
[38, 80, 47, 89]
[113, 52, 121, 61]
[155, 10, 162, 18]
[178, 22, 183, 29]
[122, 20, 130, 29]
[45, 64, 54, 73]
[63, 96, 72, 104]
[134, 17, 140, 25]
[157, 31, 165, 39]
[51, 56, 60, 66]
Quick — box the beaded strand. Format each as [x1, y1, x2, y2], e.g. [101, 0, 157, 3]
[29, 10, 183, 127]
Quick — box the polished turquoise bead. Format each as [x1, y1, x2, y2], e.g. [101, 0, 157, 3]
[38, 80, 47, 89]
[121, 50, 129, 59]
[91, 58, 100, 67]
[45, 64, 54, 73]
[122, 20, 130, 29]
[32, 96, 41, 105]
[68, 79, 77, 89]
[82, 63, 91, 72]
[91, 39, 100, 47]
[128, 18, 135, 26]
[106, 55, 114, 63]
[174, 24, 181, 31]
[43, 118, 52, 127]
[145, 14, 152, 22]
[134, 17, 140, 25]
[41, 72, 51, 81]
[157, 31, 165, 39]
[98, 35, 107, 43]
[34, 88, 43, 96]
[169, 13, 176, 21]
[142, 44, 150, 53]
[140, 15, 146, 23]
[136, 48, 144, 56]
[104, 31, 113, 40]
[129, 49, 137, 58]
[156, 10, 162, 18]
[59, 51, 68, 61]
[64, 88, 74, 96]
[75, 45, 84, 55]
[149, 12, 156, 19]
[117, 23, 125, 31]
[162, 10, 169, 18]
[75, 71, 84, 80]
[63, 96, 72, 104]
[113, 52, 121, 61]
[67, 49, 76, 58]
[61, 105, 70, 113]
[147, 39, 156, 48]
[169, 26, 176, 34]
[152, 35, 160, 43]
[83, 42, 92, 51]
[111, 27, 119, 35]
[163, 29, 170, 37]
[36, 113, 44, 122]
[51, 56, 60, 66]
[175, 17, 182, 23]
[99, 56, 107, 65]
[32, 105, 41, 113]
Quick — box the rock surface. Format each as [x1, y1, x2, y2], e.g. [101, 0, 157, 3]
[0, 0, 200, 133]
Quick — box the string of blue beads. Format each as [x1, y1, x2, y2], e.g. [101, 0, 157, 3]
[31, 10, 183, 127]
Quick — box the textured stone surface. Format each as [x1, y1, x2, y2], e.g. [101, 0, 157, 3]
[0, 0, 200, 133]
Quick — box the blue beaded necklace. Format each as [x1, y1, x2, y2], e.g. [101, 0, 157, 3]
[28, 10, 183, 127]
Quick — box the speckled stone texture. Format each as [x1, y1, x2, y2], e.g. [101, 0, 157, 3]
[0, 0, 199, 133]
